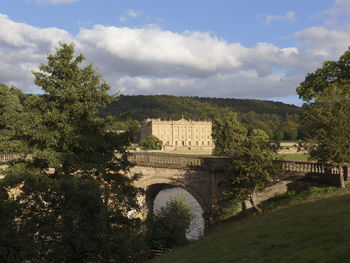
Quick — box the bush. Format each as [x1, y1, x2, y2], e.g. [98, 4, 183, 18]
[139, 135, 163, 150]
[145, 195, 193, 250]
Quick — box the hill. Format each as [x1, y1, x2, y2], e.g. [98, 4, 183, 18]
[150, 187, 350, 263]
[102, 95, 301, 140]
[103, 95, 300, 120]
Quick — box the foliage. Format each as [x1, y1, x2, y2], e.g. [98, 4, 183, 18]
[221, 136, 282, 212]
[213, 112, 282, 212]
[146, 195, 193, 250]
[297, 47, 350, 102]
[212, 112, 247, 156]
[139, 135, 163, 150]
[297, 48, 350, 168]
[248, 128, 269, 140]
[299, 84, 350, 165]
[0, 188, 34, 262]
[0, 43, 144, 262]
[0, 83, 22, 146]
[101, 95, 301, 140]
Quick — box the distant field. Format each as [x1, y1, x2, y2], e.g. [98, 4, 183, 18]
[275, 153, 309, 161]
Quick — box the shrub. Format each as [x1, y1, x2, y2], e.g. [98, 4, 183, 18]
[145, 195, 193, 250]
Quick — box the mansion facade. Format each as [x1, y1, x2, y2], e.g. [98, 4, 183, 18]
[140, 118, 214, 152]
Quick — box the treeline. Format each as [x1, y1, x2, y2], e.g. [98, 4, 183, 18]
[102, 95, 302, 140]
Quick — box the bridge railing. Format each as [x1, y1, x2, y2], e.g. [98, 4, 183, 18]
[129, 152, 346, 176]
[0, 154, 18, 163]
[281, 160, 341, 175]
[128, 152, 229, 170]
[0, 151, 345, 176]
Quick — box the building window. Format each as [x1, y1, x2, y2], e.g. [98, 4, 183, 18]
[196, 141, 198, 146]
[208, 141, 210, 146]
[188, 141, 191, 146]
[175, 141, 178, 146]
[202, 141, 204, 145]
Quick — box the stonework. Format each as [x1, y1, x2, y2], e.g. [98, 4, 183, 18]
[140, 118, 214, 153]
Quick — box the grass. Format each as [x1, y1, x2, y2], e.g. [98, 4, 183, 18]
[275, 153, 310, 161]
[150, 187, 350, 263]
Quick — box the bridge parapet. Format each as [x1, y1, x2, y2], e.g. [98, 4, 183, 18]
[129, 152, 347, 177]
[128, 152, 229, 171]
[0, 154, 18, 163]
[282, 160, 343, 175]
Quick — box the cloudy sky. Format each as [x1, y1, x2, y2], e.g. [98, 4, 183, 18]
[1, 0, 350, 105]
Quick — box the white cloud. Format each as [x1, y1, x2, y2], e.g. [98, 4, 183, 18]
[127, 9, 140, 18]
[312, 0, 350, 25]
[120, 16, 127, 23]
[294, 26, 350, 58]
[265, 11, 296, 25]
[0, 13, 349, 101]
[0, 14, 72, 92]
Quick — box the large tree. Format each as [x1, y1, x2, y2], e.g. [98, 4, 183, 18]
[212, 112, 282, 213]
[220, 135, 281, 212]
[212, 112, 247, 156]
[297, 48, 350, 188]
[0, 43, 145, 262]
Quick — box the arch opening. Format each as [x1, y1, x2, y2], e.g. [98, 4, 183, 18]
[149, 183, 205, 240]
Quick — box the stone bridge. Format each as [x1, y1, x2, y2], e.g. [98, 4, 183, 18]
[1, 153, 349, 223]
[128, 152, 349, 222]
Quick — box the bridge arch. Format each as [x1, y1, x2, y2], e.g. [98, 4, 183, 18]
[130, 165, 215, 221]
[141, 178, 210, 218]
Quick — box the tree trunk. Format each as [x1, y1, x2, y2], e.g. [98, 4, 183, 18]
[249, 196, 262, 213]
[339, 165, 345, 188]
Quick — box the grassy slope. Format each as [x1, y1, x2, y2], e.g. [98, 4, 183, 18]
[151, 188, 350, 263]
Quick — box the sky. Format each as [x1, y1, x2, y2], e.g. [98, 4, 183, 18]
[1, 0, 350, 105]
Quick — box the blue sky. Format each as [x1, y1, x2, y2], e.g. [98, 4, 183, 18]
[1, 0, 350, 105]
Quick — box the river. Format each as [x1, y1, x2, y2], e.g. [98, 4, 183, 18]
[153, 187, 205, 240]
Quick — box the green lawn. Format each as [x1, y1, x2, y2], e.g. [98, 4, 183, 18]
[150, 187, 350, 263]
[276, 153, 310, 161]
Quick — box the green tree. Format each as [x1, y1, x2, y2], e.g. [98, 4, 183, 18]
[0, 187, 34, 262]
[297, 48, 350, 188]
[139, 135, 163, 150]
[0, 43, 144, 262]
[299, 84, 350, 187]
[212, 112, 247, 156]
[297, 47, 350, 101]
[0, 83, 24, 152]
[213, 113, 282, 213]
[248, 128, 269, 140]
[220, 136, 282, 212]
[145, 195, 193, 250]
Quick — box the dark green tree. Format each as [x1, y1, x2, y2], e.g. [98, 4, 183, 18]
[145, 195, 192, 250]
[299, 84, 350, 187]
[297, 48, 350, 188]
[248, 128, 269, 140]
[220, 136, 282, 212]
[1, 43, 145, 262]
[297, 47, 350, 101]
[0, 83, 24, 152]
[213, 113, 282, 213]
[212, 112, 247, 156]
[139, 135, 163, 150]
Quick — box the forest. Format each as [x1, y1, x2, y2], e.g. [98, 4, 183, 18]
[102, 95, 302, 140]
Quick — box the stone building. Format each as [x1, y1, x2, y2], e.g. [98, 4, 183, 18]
[140, 118, 214, 153]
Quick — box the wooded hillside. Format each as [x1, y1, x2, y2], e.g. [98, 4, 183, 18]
[102, 95, 302, 140]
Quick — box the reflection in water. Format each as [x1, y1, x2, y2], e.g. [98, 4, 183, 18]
[153, 187, 204, 240]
